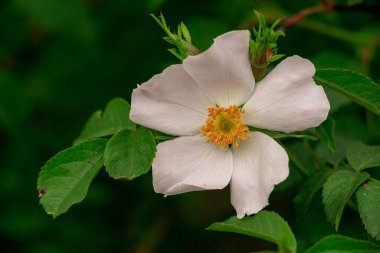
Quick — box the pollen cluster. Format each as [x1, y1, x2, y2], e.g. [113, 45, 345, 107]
[201, 105, 249, 149]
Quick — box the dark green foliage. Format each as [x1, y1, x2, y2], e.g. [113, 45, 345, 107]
[357, 181, 380, 240]
[315, 69, 380, 117]
[208, 211, 297, 253]
[294, 167, 333, 216]
[75, 98, 135, 144]
[347, 142, 380, 172]
[304, 235, 380, 253]
[315, 117, 336, 153]
[1, 0, 380, 252]
[105, 127, 156, 180]
[322, 170, 369, 230]
[37, 139, 107, 218]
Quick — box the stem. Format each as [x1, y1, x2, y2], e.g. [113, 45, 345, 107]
[282, 3, 380, 29]
[370, 177, 380, 183]
[319, 0, 333, 7]
[282, 5, 325, 28]
[286, 149, 310, 177]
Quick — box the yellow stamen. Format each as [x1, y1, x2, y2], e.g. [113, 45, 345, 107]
[201, 105, 250, 149]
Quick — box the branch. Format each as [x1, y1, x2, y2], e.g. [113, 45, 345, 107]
[282, 5, 325, 28]
[282, 3, 380, 29]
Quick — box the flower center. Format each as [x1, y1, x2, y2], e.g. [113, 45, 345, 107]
[201, 105, 249, 149]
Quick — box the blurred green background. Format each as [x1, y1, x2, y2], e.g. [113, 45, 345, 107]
[1, 0, 379, 252]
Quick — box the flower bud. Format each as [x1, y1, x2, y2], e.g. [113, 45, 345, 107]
[152, 13, 200, 61]
[249, 11, 285, 80]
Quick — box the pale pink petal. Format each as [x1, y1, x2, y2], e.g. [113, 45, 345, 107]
[231, 132, 289, 218]
[153, 135, 233, 195]
[130, 64, 214, 136]
[183, 30, 255, 107]
[243, 55, 330, 132]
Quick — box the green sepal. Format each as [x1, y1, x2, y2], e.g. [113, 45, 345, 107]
[151, 13, 199, 61]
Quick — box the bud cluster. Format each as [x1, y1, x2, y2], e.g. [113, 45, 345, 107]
[151, 13, 200, 61]
[249, 11, 285, 80]
[152, 11, 284, 80]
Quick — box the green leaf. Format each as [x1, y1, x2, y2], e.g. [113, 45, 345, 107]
[270, 132, 318, 141]
[304, 235, 380, 253]
[315, 117, 336, 153]
[75, 98, 135, 144]
[314, 69, 380, 116]
[322, 170, 369, 230]
[180, 22, 191, 43]
[151, 13, 197, 61]
[37, 139, 107, 218]
[151, 130, 175, 142]
[356, 181, 380, 240]
[294, 167, 333, 216]
[167, 48, 184, 61]
[207, 211, 297, 253]
[104, 127, 156, 180]
[249, 127, 318, 141]
[295, 193, 335, 245]
[268, 54, 285, 63]
[347, 141, 380, 172]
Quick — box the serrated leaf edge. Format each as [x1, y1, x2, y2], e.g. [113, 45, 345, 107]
[356, 181, 380, 240]
[207, 211, 296, 252]
[37, 138, 107, 218]
[322, 170, 370, 230]
[314, 68, 380, 116]
[304, 234, 379, 253]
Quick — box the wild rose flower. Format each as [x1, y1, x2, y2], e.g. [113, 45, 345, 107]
[130, 31, 329, 218]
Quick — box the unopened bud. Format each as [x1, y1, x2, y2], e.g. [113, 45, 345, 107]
[249, 11, 285, 80]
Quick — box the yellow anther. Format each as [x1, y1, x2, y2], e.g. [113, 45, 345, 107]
[201, 105, 249, 149]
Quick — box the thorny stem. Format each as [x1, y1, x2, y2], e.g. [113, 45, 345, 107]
[282, 2, 380, 29]
[319, 0, 333, 8]
[279, 1, 379, 108]
[282, 5, 325, 28]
